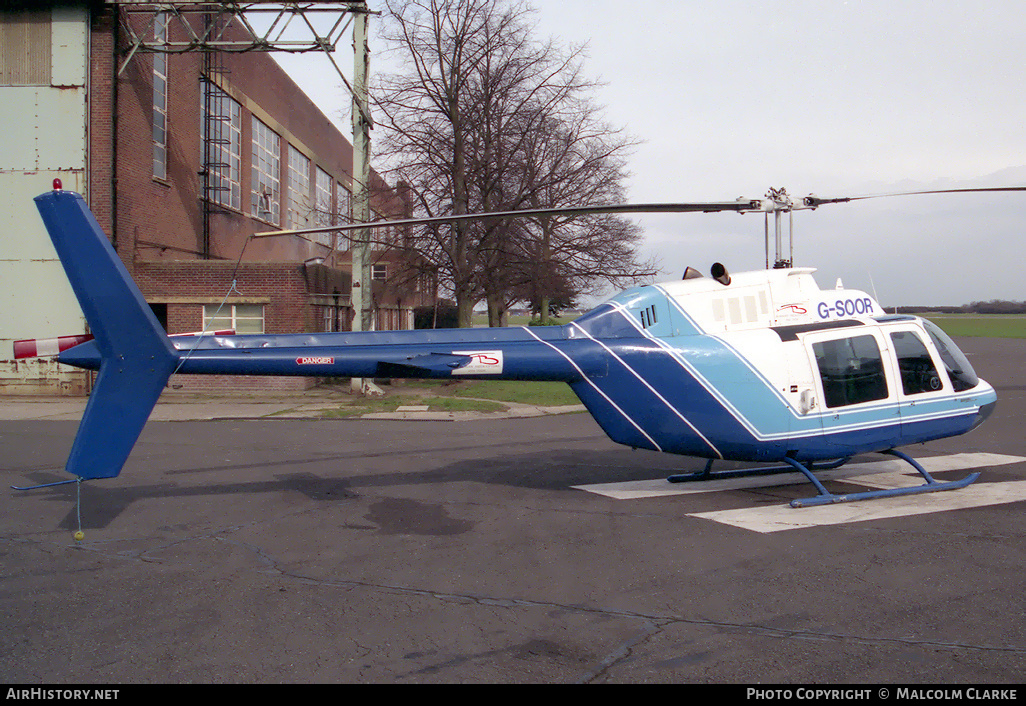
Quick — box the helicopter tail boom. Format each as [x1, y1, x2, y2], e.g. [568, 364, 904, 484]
[31, 190, 596, 479]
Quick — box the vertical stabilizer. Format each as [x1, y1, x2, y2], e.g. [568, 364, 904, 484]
[34, 190, 177, 479]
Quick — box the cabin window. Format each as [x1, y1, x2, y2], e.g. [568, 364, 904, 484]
[812, 334, 889, 408]
[890, 331, 943, 395]
[921, 319, 979, 392]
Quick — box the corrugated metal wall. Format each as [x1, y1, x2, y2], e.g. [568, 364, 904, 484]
[0, 9, 52, 85]
[0, 5, 89, 395]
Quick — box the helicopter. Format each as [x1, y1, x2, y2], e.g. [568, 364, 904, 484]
[15, 183, 1019, 511]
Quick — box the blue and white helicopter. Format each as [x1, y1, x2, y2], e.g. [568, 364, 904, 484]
[19, 184, 1019, 511]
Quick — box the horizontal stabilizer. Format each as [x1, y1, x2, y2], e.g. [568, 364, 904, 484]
[13, 330, 234, 359]
[13, 334, 94, 359]
[375, 352, 472, 377]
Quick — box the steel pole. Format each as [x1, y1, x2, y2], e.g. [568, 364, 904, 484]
[350, 6, 372, 392]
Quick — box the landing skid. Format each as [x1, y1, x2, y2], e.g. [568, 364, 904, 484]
[667, 449, 981, 508]
[11, 478, 81, 491]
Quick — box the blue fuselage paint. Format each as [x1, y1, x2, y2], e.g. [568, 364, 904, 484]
[57, 298, 996, 465]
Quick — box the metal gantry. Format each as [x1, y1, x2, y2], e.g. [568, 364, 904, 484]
[109, 1, 376, 338]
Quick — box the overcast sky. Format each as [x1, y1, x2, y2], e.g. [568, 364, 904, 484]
[270, 0, 1026, 307]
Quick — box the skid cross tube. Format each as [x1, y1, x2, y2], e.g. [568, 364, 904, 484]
[667, 457, 849, 484]
[787, 449, 981, 508]
[667, 450, 981, 508]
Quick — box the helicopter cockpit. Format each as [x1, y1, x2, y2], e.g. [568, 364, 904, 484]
[919, 318, 980, 392]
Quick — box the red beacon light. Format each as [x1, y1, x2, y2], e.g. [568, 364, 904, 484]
[53, 178, 62, 190]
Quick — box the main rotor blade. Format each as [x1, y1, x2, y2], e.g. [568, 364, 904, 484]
[803, 185, 1026, 208]
[253, 199, 762, 239]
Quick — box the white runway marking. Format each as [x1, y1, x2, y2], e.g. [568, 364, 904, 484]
[573, 453, 1026, 532]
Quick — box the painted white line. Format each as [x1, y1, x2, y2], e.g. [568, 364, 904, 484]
[571, 466, 869, 500]
[573, 453, 1026, 531]
[691, 480, 1026, 533]
[572, 453, 1025, 500]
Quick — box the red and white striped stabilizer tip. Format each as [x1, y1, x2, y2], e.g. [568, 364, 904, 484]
[13, 329, 236, 359]
[13, 334, 94, 359]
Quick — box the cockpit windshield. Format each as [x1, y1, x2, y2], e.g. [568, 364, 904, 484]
[921, 319, 979, 392]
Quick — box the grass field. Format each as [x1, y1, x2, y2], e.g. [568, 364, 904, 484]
[391, 378, 580, 406]
[306, 377, 581, 417]
[448, 379, 580, 406]
[922, 314, 1026, 339]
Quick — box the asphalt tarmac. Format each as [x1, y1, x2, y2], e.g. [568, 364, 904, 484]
[1, 338, 1023, 684]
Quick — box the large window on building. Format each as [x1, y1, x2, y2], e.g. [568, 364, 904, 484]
[200, 85, 241, 209]
[251, 118, 281, 224]
[203, 304, 264, 334]
[337, 182, 351, 221]
[286, 144, 311, 231]
[372, 209, 395, 245]
[335, 181, 352, 249]
[314, 167, 334, 247]
[812, 334, 889, 408]
[152, 12, 169, 180]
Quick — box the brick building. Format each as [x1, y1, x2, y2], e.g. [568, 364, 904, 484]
[1, 2, 433, 394]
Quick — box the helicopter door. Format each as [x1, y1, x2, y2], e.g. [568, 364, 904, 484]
[804, 329, 899, 455]
[885, 327, 949, 442]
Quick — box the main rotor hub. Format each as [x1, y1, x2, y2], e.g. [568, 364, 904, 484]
[761, 187, 794, 212]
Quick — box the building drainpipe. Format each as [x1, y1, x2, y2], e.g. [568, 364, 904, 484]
[110, 4, 120, 253]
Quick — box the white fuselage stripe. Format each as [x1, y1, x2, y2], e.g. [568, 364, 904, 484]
[569, 322, 722, 458]
[521, 327, 663, 452]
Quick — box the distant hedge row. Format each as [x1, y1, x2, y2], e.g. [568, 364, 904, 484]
[897, 300, 1026, 315]
[414, 304, 460, 329]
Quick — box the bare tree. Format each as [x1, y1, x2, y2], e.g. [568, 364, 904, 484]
[514, 108, 656, 323]
[374, 0, 654, 327]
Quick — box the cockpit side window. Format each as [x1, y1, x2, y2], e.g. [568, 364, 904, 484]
[890, 331, 943, 395]
[921, 319, 980, 392]
[812, 334, 889, 408]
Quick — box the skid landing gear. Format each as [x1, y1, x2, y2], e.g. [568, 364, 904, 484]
[667, 449, 981, 508]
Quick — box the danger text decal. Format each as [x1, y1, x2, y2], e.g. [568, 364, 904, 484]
[296, 357, 335, 365]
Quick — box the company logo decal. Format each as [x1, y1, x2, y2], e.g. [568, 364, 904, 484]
[451, 350, 504, 375]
